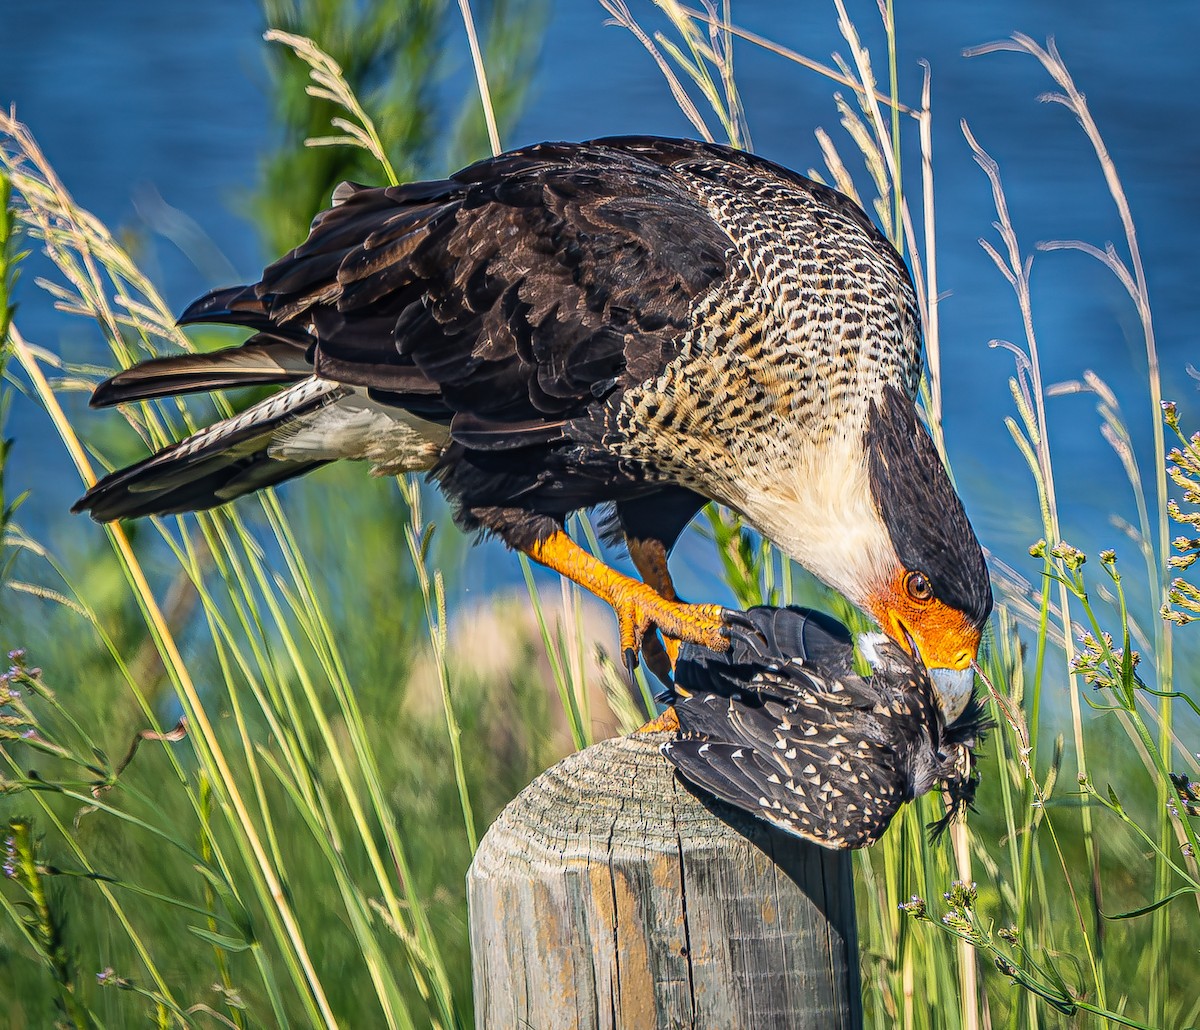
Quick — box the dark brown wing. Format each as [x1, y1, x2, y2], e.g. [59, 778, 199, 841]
[80, 138, 887, 528]
[252, 140, 738, 449]
[88, 286, 315, 408]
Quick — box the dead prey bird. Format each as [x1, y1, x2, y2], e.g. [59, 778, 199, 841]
[662, 605, 986, 848]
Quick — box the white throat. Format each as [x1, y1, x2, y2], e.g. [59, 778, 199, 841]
[720, 432, 898, 609]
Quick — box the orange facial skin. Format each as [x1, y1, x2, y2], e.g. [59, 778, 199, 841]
[865, 568, 982, 672]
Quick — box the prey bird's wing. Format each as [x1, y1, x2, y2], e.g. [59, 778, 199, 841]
[667, 605, 921, 848]
[664, 732, 905, 849]
[668, 663, 911, 849]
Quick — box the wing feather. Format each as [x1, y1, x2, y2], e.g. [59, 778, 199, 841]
[248, 140, 737, 435]
[664, 737, 900, 848]
[664, 605, 964, 849]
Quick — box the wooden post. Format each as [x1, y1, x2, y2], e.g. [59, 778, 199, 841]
[468, 733, 862, 1029]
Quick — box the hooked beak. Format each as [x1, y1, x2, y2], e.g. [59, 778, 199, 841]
[892, 619, 977, 722]
[865, 575, 983, 721]
[929, 667, 975, 722]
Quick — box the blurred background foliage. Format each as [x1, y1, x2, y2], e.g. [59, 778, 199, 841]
[0, 1, 561, 1025]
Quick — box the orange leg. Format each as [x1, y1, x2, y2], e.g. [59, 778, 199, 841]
[626, 536, 685, 683]
[634, 705, 680, 735]
[526, 530, 729, 669]
[627, 536, 679, 602]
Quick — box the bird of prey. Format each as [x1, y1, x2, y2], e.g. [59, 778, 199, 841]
[662, 605, 986, 848]
[73, 136, 991, 712]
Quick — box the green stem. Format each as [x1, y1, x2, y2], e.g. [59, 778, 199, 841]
[9, 822, 94, 1029]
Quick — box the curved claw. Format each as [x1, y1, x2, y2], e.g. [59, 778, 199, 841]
[651, 683, 677, 706]
[720, 608, 759, 630]
[623, 647, 640, 685]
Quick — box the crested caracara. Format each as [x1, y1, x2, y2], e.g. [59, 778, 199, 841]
[73, 136, 992, 714]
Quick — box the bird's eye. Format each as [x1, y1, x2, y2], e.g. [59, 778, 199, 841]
[905, 571, 933, 603]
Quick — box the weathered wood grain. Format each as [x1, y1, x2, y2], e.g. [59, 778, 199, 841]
[468, 732, 861, 1029]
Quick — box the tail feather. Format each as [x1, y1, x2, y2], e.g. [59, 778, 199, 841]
[79, 272, 450, 521]
[90, 283, 318, 409]
[176, 284, 274, 330]
[73, 378, 343, 521]
[90, 337, 313, 408]
[76, 454, 328, 522]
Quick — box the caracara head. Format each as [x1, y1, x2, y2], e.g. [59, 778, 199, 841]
[842, 384, 991, 719]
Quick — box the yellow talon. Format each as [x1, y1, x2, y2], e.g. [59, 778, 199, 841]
[611, 582, 726, 658]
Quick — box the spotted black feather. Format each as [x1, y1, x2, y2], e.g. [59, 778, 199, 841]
[662, 606, 986, 849]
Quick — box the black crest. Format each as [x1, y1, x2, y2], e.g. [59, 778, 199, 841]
[866, 386, 993, 628]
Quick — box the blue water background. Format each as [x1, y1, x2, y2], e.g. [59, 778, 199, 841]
[3, 0, 1199, 621]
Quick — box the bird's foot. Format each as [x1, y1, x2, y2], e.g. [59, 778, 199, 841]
[614, 582, 750, 677]
[634, 705, 680, 735]
[521, 529, 763, 681]
[720, 609, 775, 663]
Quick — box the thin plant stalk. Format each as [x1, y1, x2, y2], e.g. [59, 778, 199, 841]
[458, 0, 502, 156]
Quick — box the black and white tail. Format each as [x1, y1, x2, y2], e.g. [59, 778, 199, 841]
[73, 286, 448, 521]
